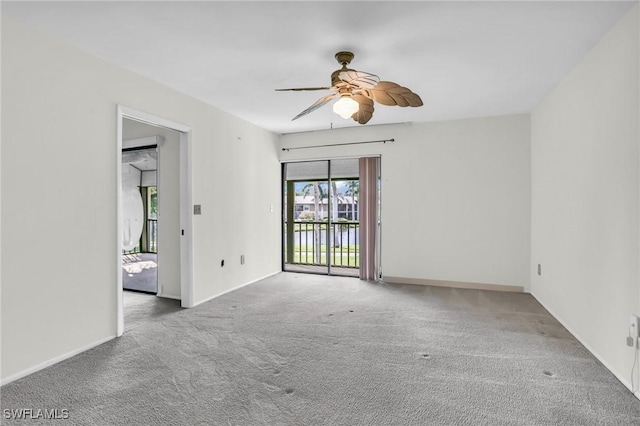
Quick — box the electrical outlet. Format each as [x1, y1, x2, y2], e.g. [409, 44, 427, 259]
[240, 255, 245, 265]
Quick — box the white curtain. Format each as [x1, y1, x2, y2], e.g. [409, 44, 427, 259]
[359, 157, 379, 281]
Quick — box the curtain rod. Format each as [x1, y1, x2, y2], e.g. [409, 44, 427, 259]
[282, 138, 394, 152]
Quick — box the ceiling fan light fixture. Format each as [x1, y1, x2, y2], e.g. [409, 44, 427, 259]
[333, 94, 359, 119]
[279, 51, 422, 124]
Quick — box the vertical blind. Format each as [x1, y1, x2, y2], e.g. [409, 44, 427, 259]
[359, 157, 380, 281]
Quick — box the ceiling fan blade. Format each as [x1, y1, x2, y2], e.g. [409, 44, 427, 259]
[292, 93, 338, 121]
[366, 81, 423, 107]
[275, 87, 332, 91]
[338, 70, 380, 89]
[352, 94, 374, 125]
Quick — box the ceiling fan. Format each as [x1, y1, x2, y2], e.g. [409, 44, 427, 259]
[277, 51, 423, 124]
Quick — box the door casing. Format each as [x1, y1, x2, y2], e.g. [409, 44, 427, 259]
[116, 105, 194, 337]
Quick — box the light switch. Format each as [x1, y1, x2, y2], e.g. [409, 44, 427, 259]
[194, 204, 202, 215]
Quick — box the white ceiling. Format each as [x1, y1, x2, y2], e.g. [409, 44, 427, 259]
[4, 1, 636, 134]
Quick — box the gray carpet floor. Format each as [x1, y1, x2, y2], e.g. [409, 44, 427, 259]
[2, 273, 640, 425]
[123, 291, 182, 332]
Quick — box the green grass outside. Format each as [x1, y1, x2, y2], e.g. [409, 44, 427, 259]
[290, 251, 359, 267]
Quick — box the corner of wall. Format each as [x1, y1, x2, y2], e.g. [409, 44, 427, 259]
[530, 4, 640, 394]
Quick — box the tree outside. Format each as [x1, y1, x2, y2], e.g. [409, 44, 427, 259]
[291, 179, 359, 267]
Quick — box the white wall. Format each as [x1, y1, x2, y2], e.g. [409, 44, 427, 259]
[1, 18, 281, 382]
[281, 114, 531, 290]
[121, 163, 142, 189]
[140, 171, 156, 187]
[123, 119, 181, 299]
[531, 6, 639, 390]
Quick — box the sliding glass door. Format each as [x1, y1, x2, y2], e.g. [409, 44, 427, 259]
[283, 160, 330, 275]
[283, 159, 360, 277]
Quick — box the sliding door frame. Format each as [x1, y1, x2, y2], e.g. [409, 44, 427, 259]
[282, 159, 332, 276]
[282, 157, 375, 278]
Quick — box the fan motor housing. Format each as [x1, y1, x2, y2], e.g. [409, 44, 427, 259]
[332, 51, 356, 86]
[331, 68, 355, 87]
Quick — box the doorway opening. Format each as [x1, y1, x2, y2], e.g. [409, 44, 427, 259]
[121, 144, 158, 294]
[116, 106, 194, 337]
[282, 158, 364, 277]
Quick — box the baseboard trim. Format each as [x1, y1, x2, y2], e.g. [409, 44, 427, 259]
[383, 276, 524, 293]
[0, 334, 116, 387]
[157, 292, 181, 300]
[531, 293, 640, 401]
[192, 271, 281, 308]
